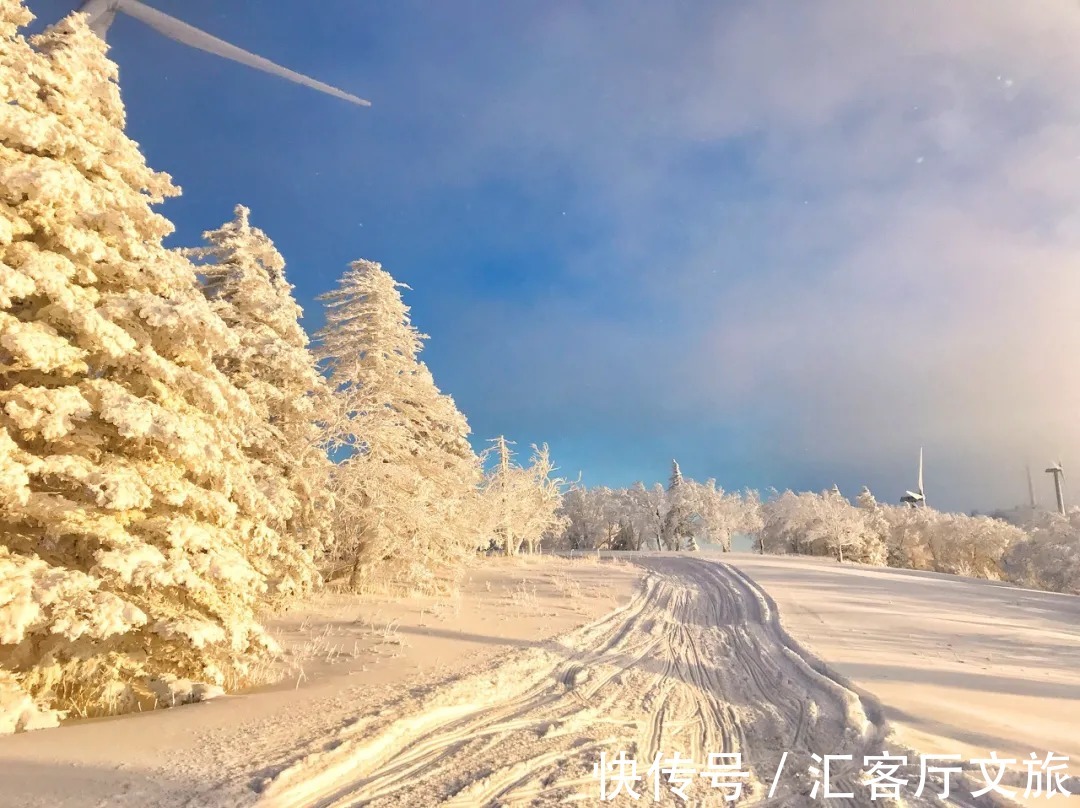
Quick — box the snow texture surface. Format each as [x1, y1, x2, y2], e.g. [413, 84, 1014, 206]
[1, 554, 1074, 807]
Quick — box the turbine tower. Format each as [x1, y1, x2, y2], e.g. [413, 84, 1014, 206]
[1026, 464, 1038, 509]
[900, 447, 925, 508]
[58, 1, 370, 107]
[1045, 461, 1066, 516]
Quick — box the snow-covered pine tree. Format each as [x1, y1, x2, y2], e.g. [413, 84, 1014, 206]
[187, 205, 332, 592]
[412, 359, 484, 571]
[316, 260, 481, 592]
[0, 7, 282, 730]
[853, 486, 889, 565]
[661, 459, 695, 550]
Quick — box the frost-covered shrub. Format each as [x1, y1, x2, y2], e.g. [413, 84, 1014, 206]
[760, 490, 825, 555]
[759, 489, 887, 564]
[758, 488, 1024, 574]
[873, 504, 1024, 579]
[0, 670, 60, 733]
[1002, 511, 1080, 594]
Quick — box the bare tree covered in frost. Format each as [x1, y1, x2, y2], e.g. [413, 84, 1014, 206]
[316, 260, 481, 592]
[871, 502, 1021, 577]
[559, 486, 618, 550]
[480, 437, 567, 555]
[627, 482, 666, 551]
[807, 488, 877, 563]
[558, 484, 658, 551]
[763, 489, 910, 564]
[554, 468, 760, 551]
[513, 444, 568, 553]
[552, 457, 1065, 591]
[759, 490, 820, 554]
[758, 487, 1027, 575]
[754, 485, 1063, 589]
[739, 488, 765, 545]
[481, 435, 519, 553]
[187, 205, 332, 585]
[0, 6, 288, 731]
[687, 478, 760, 552]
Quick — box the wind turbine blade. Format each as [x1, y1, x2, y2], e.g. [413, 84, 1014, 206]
[917, 447, 924, 496]
[115, 0, 371, 107]
[76, 0, 119, 36]
[91, 10, 117, 36]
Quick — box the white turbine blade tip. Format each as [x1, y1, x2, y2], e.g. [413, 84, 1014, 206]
[117, 0, 371, 107]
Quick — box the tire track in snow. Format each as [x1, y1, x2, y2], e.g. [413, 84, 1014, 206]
[250, 557, 1008, 807]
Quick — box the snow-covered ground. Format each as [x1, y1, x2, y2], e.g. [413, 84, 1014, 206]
[0, 555, 642, 808]
[1, 552, 1075, 807]
[247, 555, 948, 807]
[720, 551, 1080, 806]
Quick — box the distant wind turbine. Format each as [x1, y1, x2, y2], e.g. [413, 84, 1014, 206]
[1045, 461, 1066, 516]
[900, 447, 925, 508]
[61, 1, 370, 107]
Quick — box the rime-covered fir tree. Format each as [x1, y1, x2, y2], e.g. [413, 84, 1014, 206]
[316, 260, 481, 591]
[188, 206, 332, 589]
[0, 6, 281, 730]
[661, 459, 695, 550]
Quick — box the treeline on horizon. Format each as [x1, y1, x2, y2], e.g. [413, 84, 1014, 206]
[552, 460, 1080, 596]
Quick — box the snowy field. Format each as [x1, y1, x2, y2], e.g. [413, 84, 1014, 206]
[0, 556, 642, 808]
[1, 552, 1076, 807]
[720, 551, 1080, 806]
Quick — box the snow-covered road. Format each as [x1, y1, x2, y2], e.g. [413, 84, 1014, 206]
[252, 557, 993, 807]
[4, 554, 1063, 807]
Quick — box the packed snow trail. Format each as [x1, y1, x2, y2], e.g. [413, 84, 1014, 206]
[252, 557, 995, 807]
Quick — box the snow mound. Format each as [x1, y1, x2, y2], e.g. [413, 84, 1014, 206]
[147, 674, 225, 708]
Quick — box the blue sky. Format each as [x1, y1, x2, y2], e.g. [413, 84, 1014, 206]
[24, 1, 1080, 513]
